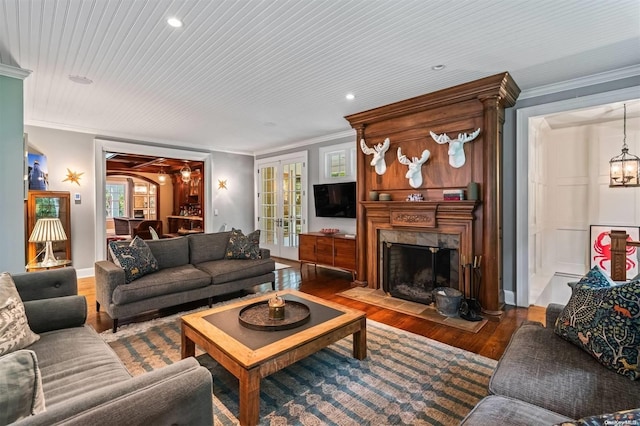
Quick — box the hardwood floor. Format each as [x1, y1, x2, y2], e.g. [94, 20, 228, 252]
[81, 259, 545, 361]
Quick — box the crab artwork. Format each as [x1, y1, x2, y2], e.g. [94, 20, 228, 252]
[593, 231, 637, 272]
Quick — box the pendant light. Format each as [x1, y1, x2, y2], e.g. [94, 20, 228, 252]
[157, 167, 167, 186]
[609, 104, 640, 187]
[180, 162, 192, 183]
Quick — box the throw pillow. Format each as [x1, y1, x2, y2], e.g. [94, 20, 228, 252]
[0, 349, 45, 424]
[0, 273, 39, 356]
[555, 271, 640, 380]
[149, 226, 160, 240]
[555, 408, 640, 426]
[576, 265, 616, 288]
[108, 236, 159, 283]
[225, 228, 261, 260]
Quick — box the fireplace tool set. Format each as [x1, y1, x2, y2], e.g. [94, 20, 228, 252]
[459, 255, 482, 321]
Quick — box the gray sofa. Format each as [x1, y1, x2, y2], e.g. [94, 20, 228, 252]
[461, 303, 640, 425]
[95, 231, 276, 332]
[8, 268, 213, 426]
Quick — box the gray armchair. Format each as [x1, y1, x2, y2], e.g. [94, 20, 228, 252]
[7, 268, 213, 426]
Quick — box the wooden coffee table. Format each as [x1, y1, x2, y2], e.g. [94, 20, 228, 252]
[181, 289, 366, 426]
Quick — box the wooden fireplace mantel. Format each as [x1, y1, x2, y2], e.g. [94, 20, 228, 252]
[345, 72, 520, 314]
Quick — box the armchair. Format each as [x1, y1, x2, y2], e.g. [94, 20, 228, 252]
[6, 268, 213, 425]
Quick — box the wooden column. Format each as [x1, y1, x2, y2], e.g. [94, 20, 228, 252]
[480, 96, 503, 313]
[354, 125, 368, 287]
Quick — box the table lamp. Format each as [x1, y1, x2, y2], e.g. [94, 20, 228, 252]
[29, 218, 68, 267]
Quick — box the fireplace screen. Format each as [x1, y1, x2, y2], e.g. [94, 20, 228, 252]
[382, 242, 457, 305]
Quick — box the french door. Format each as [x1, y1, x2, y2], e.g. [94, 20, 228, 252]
[255, 152, 307, 259]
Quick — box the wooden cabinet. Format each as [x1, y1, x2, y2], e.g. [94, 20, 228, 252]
[133, 182, 157, 219]
[298, 232, 356, 279]
[167, 215, 203, 234]
[172, 171, 203, 216]
[25, 191, 72, 264]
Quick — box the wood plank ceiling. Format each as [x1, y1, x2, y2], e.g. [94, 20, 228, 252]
[1, 0, 639, 154]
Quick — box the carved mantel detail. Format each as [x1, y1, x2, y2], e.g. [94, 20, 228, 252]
[346, 73, 520, 314]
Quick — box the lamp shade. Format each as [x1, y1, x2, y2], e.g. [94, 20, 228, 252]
[29, 218, 67, 243]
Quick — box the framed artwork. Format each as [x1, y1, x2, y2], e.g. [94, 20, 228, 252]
[590, 225, 640, 278]
[27, 152, 49, 190]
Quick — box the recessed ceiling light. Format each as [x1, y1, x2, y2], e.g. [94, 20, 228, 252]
[167, 17, 183, 28]
[68, 75, 93, 85]
[346, 93, 355, 101]
[431, 64, 446, 71]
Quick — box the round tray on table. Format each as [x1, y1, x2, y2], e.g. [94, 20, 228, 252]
[238, 300, 311, 331]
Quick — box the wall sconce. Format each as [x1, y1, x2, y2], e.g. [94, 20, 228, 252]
[157, 167, 167, 186]
[218, 179, 228, 190]
[180, 162, 191, 183]
[62, 168, 83, 185]
[610, 104, 640, 187]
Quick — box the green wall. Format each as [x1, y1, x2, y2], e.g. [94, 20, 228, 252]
[0, 74, 25, 272]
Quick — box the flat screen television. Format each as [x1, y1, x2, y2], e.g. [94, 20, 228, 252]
[313, 182, 356, 218]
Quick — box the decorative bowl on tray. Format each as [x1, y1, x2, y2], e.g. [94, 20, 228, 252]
[320, 228, 339, 235]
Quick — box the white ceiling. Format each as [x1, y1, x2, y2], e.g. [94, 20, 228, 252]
[1, 0, 639, 155]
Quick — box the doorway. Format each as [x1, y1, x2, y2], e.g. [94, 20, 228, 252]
[255, 152, 308, 259]
[94, 139, 213, 261]
[515, 87, 639, 307]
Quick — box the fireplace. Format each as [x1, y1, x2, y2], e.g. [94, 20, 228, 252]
[383, 243, 457, 305]
[379, 229, 460, 305]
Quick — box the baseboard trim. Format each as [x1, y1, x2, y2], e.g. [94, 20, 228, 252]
[504, 290, 516, 306]
[76, 267, 94, 278]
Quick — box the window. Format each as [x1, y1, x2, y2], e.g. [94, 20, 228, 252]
[319, 142, 356, 183]
[106, 183, 126, 218]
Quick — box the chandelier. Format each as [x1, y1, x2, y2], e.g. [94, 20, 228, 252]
[157, 167, 167, 186]
[180, 162, 191, 183]
[609, 104, 640, 187]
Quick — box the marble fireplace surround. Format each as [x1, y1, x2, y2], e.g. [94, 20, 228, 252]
[363, 200, 477, 299]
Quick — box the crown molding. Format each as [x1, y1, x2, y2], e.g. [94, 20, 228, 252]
[0, 63, 32, 80]
[254, 129, 355, 156]
[519, 65, 640, 100]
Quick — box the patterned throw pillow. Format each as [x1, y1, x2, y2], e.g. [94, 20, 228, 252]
[0, 349, 46, 424]
[555, 266, 640, 380]
[555, 408, 640, 426]
[108, 236, 159, 283]
[225, 228, 261, 260]
[0, 273, 39, 357]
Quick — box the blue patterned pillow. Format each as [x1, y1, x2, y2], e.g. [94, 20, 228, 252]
[555, 269, 640, 380]
[108, 236, 159, 283]
[225, 228, 261, 260]
[555, 408, 640, 426]
[576, 265, 615, 288]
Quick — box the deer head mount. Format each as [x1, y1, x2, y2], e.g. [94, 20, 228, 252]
[360, 138, 390, 175]
[430, 128, 481, 168]
[397, 147, 430, 188]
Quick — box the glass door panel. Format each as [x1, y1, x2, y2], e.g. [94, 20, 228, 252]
[256, 153, 307, 259]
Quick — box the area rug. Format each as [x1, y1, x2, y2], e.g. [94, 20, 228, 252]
[103, 310, 495, 425]
[338, 287, 487, 333]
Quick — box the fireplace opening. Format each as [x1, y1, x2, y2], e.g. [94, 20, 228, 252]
[382, 242, 458, 305]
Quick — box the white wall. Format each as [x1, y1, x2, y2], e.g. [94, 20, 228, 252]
[530, 114, 640, 304]
[25, 125, 96, 274]
[211, 151, 255, 233]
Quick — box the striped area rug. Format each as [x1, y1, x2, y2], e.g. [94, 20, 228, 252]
[104, 316, 495, 425]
